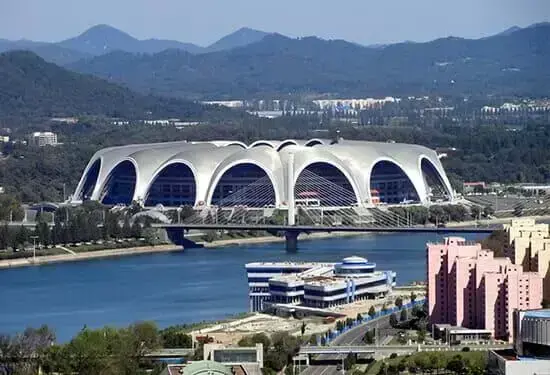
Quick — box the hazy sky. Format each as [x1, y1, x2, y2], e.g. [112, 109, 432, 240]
[1, 0, 549, 45]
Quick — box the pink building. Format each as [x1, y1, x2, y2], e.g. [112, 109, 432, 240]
[427, 237, 543, 341]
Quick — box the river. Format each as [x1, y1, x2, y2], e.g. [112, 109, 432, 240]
[0, 232, 485, 341]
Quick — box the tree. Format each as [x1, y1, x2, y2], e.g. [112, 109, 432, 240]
[143, 227, 160, 246]
[400, 309, 408, 322]
[202, 230, 218, 242]
[381, 304, 388, 314]
[130, 220, 142, 238]
[483, 205, 495, 217]
[0, 194, 24, 221]
[389, 313, 398, 328]
[346, 317, 354, 328]
[395, 297, 403, 310]
[446, 355, 466, 374]
[161, 326, 193, 348]
[15, 225, 29, 249]
[368, 306, 376, 318]
[356, 313, 363, 322]
[410, 292, 417, 303]
[417, 328, 426, 343]
[343, 352, 356, 370]
[363, 329, 375, 344]
[309, 335, 317, 345]
[300, 321, 307, 336]
[121, 216, 132, 238]
[470, 205, 481, 220]
[336, 321, 345, 331]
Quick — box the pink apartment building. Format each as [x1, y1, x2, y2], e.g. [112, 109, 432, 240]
[427, 237, 543, 342]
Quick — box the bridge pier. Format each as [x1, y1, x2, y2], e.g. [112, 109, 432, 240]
[165, 228, 204, 249]
[285, 230, 300, 252]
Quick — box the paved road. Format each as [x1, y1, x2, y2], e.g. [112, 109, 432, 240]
[300, 312, 396, 375]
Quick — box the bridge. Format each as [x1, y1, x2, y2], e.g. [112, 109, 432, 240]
[299, 344, 511, 356]
[147, 165, 497, 250]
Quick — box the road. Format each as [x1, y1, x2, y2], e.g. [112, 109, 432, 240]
[300, 312, 395, 375]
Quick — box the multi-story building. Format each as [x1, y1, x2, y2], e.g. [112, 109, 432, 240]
[504, 218, 550, 302]
[29, 132, 57, 147]
[245, 256, 396, 312]
[427, 237, 543, 341]
[488, 308, 550, 375]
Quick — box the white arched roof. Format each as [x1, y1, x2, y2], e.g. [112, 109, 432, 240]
[72, 139, 454, 206]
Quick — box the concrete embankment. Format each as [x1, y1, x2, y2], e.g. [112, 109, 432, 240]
[0, 231, 365, 269]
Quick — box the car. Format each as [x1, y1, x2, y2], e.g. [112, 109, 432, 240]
[336, 364, 343, 371]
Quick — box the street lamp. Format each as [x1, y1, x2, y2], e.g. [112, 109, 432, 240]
[30, 235, 38, 263]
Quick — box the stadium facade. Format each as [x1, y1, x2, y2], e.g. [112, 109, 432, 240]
[71, 139, 454, 208]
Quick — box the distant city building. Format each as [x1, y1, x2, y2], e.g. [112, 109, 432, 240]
[50, 117, 78, 124]
[427, 237, 543, 342]
[504, 218, 550, 302]
[463, 181, 486, 193]
[313, 97, 400, 111]
[247, 110, 284, 119]
[202, 100, 245, 108]
[0, 136, 9, 143]
[28, 132, 58, 147]
[245, 256, 396, 312]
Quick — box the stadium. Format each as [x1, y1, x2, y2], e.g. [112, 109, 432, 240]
[71, 138, 454, 209]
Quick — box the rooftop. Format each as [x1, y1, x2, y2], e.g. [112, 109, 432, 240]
[524, 308, 550, 319]
[245, 262, 334, 269]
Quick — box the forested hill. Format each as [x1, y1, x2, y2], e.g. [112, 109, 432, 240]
[0, 50, 233, 120]
[69, 23, 550, 99]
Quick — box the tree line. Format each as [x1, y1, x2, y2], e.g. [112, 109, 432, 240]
[0, 321, 196, 375]
[0, 201, 161, 253]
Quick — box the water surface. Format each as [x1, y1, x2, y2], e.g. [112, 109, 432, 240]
[0, 233, 484, 341]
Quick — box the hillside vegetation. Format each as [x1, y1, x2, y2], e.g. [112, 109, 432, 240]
[0, 51, 232, 120]
[68, 24, 550, 98]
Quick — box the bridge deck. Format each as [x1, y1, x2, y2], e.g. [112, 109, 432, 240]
[154, 223, 495, 233]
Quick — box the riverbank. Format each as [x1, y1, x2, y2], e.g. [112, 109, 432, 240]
[0, 231, 365, 269]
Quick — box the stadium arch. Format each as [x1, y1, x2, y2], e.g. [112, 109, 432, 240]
[368, 158, 422, 204]
[293, 160, 361, 207]
[206, 161, 280, 207]
[99, 159, 138, 205]
[76, 159, 102, 201]
[143, 161, 198, 207]
[419, 156, 453, 201]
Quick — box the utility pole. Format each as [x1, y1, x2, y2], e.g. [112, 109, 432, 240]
[30, 235, 38, 263]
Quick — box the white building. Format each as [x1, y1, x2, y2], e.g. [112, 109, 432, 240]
[29, 132, 58, 147]
[245, 256, 396, 312]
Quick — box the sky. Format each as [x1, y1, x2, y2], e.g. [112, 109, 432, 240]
[1, 0, 549, 46]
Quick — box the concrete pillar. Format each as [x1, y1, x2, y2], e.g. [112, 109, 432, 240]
[285, 230, 299, 252]
[287, 153, 295, 226]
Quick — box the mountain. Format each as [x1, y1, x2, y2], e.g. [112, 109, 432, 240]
[495, 26, 522, 37]
[0, 50, 232, 119]
[0, 25, 269, 63]
[0, 39, 90, 65]
[68, 23, 550, 99]
[206, 27, 270, 52]
[57, 24, 203, 55]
